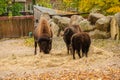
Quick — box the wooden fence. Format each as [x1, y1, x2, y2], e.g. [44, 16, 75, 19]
[0, 16, 34, 38]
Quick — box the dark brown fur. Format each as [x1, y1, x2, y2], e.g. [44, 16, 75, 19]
[34, 17, 53, 55]
[63, 24, 82, 54]
[71, 32, 91, 59]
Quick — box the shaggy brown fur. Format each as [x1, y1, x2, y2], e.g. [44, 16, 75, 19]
[34, 17, 52, 38]
[63, 24, 82, 54]
[71, 32, 91, 59]
[34, 17, 53, 55]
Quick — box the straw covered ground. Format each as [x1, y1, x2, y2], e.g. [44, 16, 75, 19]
[0, 37, 120, 80]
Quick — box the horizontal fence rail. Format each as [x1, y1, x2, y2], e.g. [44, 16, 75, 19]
[0, 16, 34, 38]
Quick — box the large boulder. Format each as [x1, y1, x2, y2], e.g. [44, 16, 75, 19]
[110, 16, 119, 40]
[112, 12, 120, 40]
[54, 16, 70, 36]
[70, 15, 84, 25]
[79, 19, 95, 32]
[95, 16, 112, 32]
[49, 19, 59, 37]
[58, 17, 70, 30]
[89, 29, 110, 39]
[52, 16, 62, 24]
[115, 12, 120, 27]
[40, 13, 51, 20]
[88, 13, 105, 25]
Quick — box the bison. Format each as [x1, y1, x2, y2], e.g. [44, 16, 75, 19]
[34, 17, 53, 55]
[63, 24, 82, 54]
[71, 32, 91, 59]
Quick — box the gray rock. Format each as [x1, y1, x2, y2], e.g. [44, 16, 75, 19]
[57, 17, 70, 36]
[52, 16, 70, 36]
[110, 16, 120, 40]
[89, 29, 110, 39]
[79, 19, 95, 32]
[52, 16, 62, 24]
[58, 17, 70, 29]
[95, 16, 111, 32]
[88, 13, 105, 25]
[40, 13, 51, 20]
[49, 20, 59, 37]
[70, 15, 84, 25]
[114, 12, 120, 27]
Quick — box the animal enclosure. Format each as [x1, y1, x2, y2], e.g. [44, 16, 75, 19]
[0, 16, 34, 38]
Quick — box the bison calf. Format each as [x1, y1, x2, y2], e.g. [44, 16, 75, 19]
[71, 32, 91, 59]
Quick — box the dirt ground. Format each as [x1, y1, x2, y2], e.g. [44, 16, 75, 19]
[0, 37, 120, 80]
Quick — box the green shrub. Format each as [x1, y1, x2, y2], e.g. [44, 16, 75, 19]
[0, 0, 7, 15]
[24, 38, 34, 47]
[11, 3, 23, 16]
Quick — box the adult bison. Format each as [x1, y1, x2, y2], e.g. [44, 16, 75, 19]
[63, 24, 82, 54]
[71, 32, 91, 59]
[34, 17, 53, 55]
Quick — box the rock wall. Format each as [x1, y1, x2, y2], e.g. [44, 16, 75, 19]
[50, 12, 120, 40]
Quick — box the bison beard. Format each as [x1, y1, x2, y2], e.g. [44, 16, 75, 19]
[34, 35, 52, 55]
[38, 37, 52, 54]
[71, 32, 91, 59]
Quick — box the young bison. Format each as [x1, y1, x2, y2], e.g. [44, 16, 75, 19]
[34, 17, 53, 55]
[63, 24, 82, 54]
[71, 32, 91, 59]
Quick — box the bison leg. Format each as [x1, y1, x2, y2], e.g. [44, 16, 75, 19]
[82, 48, 85, 57]
[84, 50, 88, 57]
[39, 47, 41, 52]
[72, 49, 75, 59]
[69, 45, 73, 54]
[77, 49, 81, 58]
[67, 45, 70, 54]
[38, 43, 41, 52]
[85, 52, 88, 57]
[85, 48, 89, 57]
[34, 42, 37, 55]
[82, 47, 89, 57]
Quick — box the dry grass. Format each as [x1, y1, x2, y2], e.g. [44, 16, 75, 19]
[0, 37, 120, 79]
[92, 39, 120, 53]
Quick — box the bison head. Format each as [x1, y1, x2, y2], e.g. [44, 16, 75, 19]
[38, 37, 52, 54]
